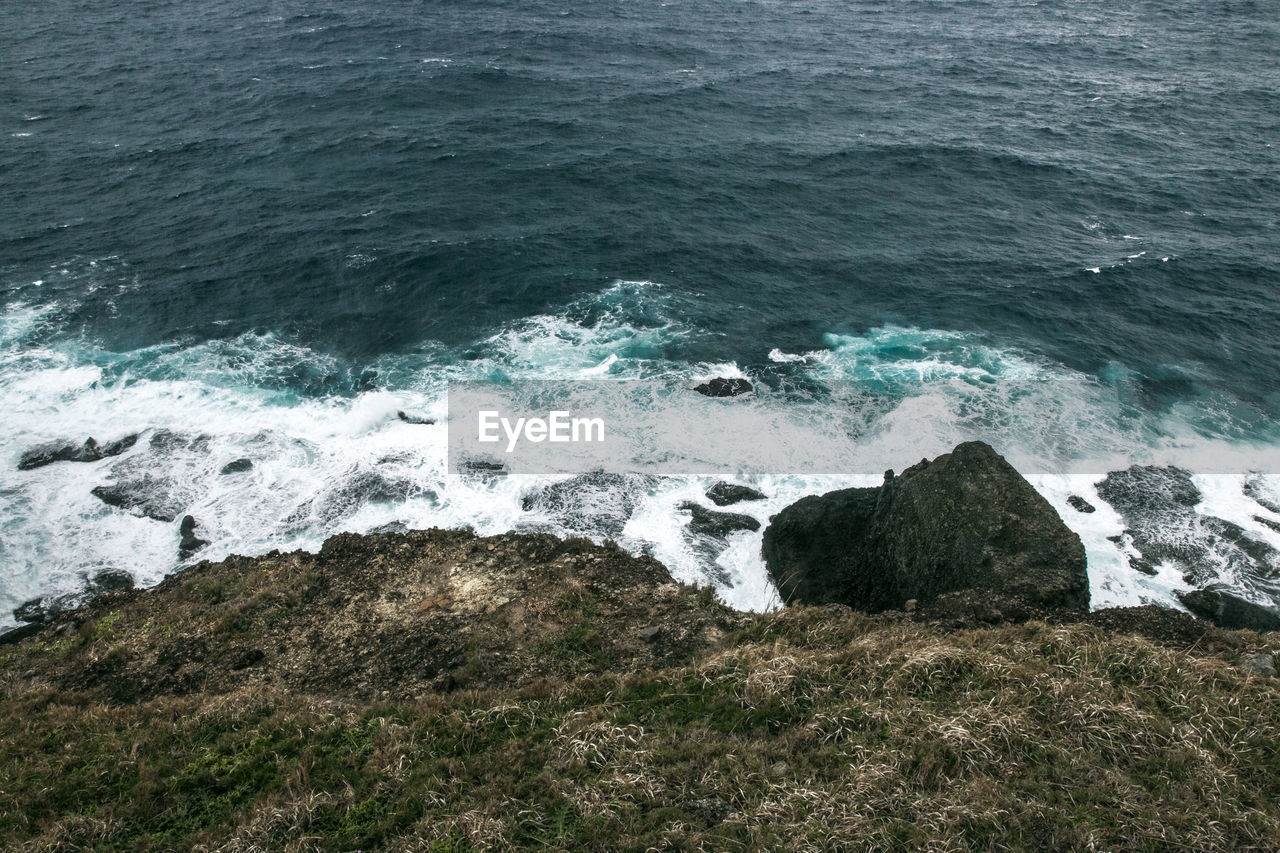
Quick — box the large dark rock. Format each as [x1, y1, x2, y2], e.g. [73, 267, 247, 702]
[1178, 587, 1280, 632]
[694, 378, 752, 398]
[679, 501, 760, 538]
[762, 441, 1089, 612]
[706, 482, 766, 506]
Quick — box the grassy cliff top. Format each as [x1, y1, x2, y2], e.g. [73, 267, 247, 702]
[2, 530, 1279, 851]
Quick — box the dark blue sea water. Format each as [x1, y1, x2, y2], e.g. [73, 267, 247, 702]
[2, 0, 1279, 619]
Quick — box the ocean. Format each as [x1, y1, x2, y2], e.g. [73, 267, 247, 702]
[3, 0, 1279, 624]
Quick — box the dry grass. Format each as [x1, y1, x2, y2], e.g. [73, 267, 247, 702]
[2, 607, 1279, 850]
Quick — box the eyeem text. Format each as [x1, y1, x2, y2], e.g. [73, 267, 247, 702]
[477, 410, 606, 453]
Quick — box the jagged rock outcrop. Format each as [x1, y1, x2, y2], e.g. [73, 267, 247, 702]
[762, 441, 1089, 612]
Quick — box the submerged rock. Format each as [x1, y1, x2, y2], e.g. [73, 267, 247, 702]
[1097, 465, 1280, 587]
[679, 501, 760, 538]
[458, 458, 506, 475]
[92, 476, 189, 523]
[101, 434, 140, 457]
[369, 521, 409, 535]
[1067, 495, 1096, 513]
[520, 471, 656, 538]
[17, 434, 137, 470]
[286, 468, 424, 530]
[694, 377, 752, 398]
[90, 429, 212, 522]
[1178, 587, 1280, 632]
[762, 441, 1088, 612]
[706, 482, 766, 506]
[219, 458, 253, 475]
[1244, 475, 1280, 515]
[148, 430, 210, 454]
[18, 438, 86, 471]
[397, 410, 435, 425]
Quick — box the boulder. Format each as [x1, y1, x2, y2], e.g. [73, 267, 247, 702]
[679, 501, 760, 538]
[706, 482, 766, 506]
[1067, 495, 1096, 513]
[397, 410, 435, 425]
[1178, 587, 1280, 632]
[1239, 652, 1277, 678]
[762, 441, 1089, 612]
[178, 515, 210, 560]
[694, 378, 752, 398]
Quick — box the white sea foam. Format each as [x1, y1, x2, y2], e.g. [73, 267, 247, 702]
[767, 348, 808, 363]
[3, 281, 1278, 625]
